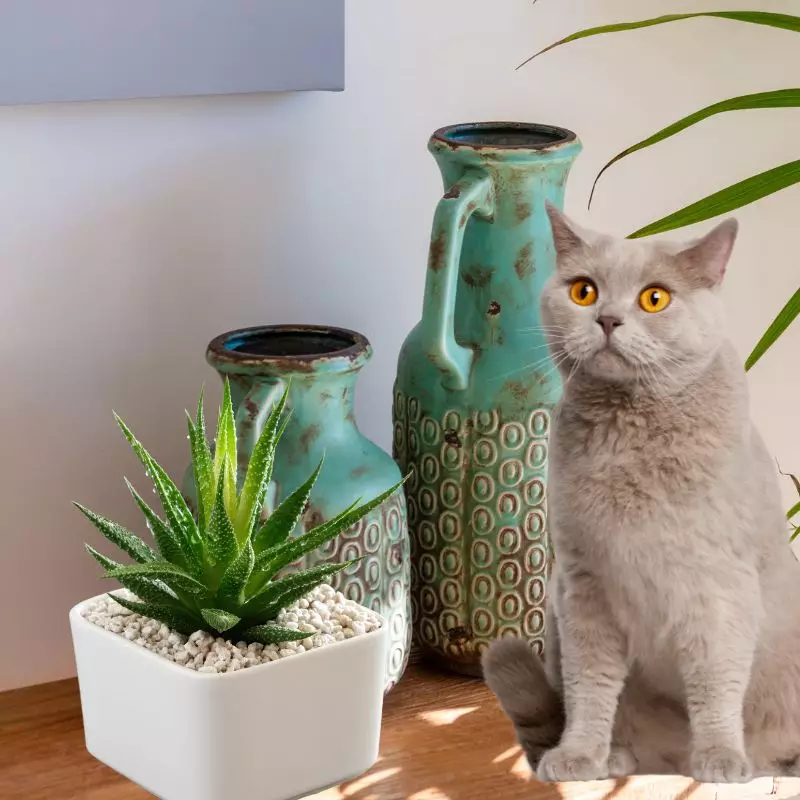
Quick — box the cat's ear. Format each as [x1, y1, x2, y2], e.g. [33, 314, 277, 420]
[675, 219, 738, 288]
[545, 201, 588, 260]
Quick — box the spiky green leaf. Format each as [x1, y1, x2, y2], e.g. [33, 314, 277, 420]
[85, 543, 118, 571]
[86, 545, 180, 605]
[590, 90, 800, 207]
[243, 559, 355, 619]
[235, 386, 289, 544]
[125, 479, 185, 567]
[115, 414, 203, 574]
[213, 379, 238, 516]
[109, 593, 202, 636]
[217, 539, 255, 606]
[519, 12, 800, 69]
[206, 459, 238, 567]
[745, 288, 800, 371]
[192, 387, 215, 526]
[250, 497, 361, 594]
[240, 623, 309, 645]
[187, 417, 213, 532]
[628, 161, 800, 239]
[73, 502, 156, 563]
[253, 456, 324, 554]
[257, 478, 406, 582]
[200, 608, 241, 633]
[787, 500, 800, 521]
[103, 562, 207, 595]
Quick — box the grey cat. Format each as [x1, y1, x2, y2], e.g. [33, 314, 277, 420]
[482, 205, 800, 784]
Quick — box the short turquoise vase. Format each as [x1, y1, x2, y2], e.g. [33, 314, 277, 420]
[183, 325, 411, 692]
[393, 122, 582, 675]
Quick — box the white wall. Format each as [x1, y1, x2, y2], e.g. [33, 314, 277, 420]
[1, 0, 797, 691]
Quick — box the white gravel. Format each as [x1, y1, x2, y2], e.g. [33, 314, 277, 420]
[81, 584, 382, 674]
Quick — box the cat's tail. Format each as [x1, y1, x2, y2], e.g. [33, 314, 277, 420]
[482, 638, 564, 769]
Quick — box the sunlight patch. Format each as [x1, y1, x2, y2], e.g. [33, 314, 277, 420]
[418, 706, 479, 726]
[493, 745, 522, 764]
[342, 768, 401, 796]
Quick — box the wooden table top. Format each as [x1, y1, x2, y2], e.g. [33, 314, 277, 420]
[2, 664, 798, 799]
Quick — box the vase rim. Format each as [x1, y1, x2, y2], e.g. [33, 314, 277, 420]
[206, 325, 372, 375]
[431, 121, 577, 152]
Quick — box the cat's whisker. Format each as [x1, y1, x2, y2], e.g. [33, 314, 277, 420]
[642, 360, 696, 430]
[533, 352, 573, 386]
[524, 343, 565, 354]
[490, 350, 570, 383]
[517, 326, 570, 335]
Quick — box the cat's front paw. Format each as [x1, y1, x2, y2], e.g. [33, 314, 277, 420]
[607, 745, 637, 777]
[690, 745, 752, 784]
[537, 745, 608, 782]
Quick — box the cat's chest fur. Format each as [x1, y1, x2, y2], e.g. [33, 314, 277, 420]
[548, 361, 741, 536]
[546, 354, 753, 673]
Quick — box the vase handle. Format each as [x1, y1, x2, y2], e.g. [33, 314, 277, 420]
[420, 170, 494, 390]
[234, 379, 287, 510]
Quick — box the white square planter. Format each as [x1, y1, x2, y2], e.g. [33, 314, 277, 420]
[70, 595, 388, 800]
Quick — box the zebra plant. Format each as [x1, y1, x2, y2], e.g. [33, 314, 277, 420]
[75, 381, 403, 644]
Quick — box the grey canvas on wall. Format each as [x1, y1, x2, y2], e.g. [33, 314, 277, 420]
[0, 0, 344, 105]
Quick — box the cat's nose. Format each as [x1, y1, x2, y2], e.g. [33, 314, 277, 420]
[597, 315, 623, 338]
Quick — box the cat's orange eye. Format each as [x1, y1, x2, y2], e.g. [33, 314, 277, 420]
[639, 286, 671, 313]
[569, 279, 597, 307]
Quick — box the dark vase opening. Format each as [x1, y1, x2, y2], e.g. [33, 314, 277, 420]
[207, 325, 371, 368]
[434, 122, 576, 149]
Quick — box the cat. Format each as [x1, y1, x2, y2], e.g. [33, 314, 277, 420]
[482, 204, 800, 784]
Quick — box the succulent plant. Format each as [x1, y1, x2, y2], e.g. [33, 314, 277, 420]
[75, 381, 403, 644]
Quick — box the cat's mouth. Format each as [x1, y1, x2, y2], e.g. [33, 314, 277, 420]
[587, 341, 636, 375]
[597, 340, 628, 360]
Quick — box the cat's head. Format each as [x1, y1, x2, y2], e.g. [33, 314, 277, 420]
[540, 204, 737, 386]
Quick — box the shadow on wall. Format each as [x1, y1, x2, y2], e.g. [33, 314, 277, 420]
[0, 92, 361, 690]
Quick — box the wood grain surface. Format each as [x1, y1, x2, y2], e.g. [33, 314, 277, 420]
[2, 665, 798, 799]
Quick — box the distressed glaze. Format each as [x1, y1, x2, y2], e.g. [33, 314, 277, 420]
[183, 325, 411, 692]
[393, 123, 581, 675]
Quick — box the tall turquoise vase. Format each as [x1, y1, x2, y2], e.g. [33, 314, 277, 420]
[393, 122, 581, 676]
[184, 325, 411, 692]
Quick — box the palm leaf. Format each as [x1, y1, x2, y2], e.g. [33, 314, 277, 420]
[235, 385, 289, 544]
[628, 161, 800, 239]
[252, 456, 324, 554]
[590, 90, 800, 207]
[73, 502, 156, 563]
[744, 288, 800, 371]
[788, 500, 800, 521]
[519, 12, 800, 69]
[240, 623, 308, 645]
[780, 469, 800, 496]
